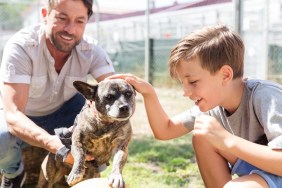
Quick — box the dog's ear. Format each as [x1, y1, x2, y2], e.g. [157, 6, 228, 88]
[132, 86, 137, 96]
[73, 81, 98, 100]
[128, 84, 136, 96]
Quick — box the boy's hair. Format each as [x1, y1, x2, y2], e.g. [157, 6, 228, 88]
[47, 0, 93, 18]
[169, 25, 245, 80]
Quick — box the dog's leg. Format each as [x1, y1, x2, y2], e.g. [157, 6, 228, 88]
[66, 140, 86, 186]
[37, 169, 52, 188]
[36, 155, 55, 188]
[37, 153, 70, 188]
[108, 146, 129, 188]
[83, 164, 100, 181]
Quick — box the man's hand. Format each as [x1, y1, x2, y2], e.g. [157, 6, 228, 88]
[64, 152, 94, 165]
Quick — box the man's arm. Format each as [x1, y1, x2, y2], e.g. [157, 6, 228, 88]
[2, 83, 64, 154]
[96, 72, 115, 83]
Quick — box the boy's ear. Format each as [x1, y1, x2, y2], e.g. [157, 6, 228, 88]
[220, 65, 233, 84]
[73, 81, 98, 100]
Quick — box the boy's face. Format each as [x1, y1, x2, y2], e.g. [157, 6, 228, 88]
[42, 0, 88, 53]
[176, 57, 226, 112]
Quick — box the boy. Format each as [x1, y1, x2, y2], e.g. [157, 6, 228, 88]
[109, 25, 282, 188]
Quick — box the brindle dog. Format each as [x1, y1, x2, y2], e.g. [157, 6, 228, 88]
[37, 79, 135, 188]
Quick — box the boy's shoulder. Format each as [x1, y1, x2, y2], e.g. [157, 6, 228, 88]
[245, 78, 282, 91]
[244, 78, 282, 102]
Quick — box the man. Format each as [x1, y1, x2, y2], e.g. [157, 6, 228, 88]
[0, 0, 114, 187]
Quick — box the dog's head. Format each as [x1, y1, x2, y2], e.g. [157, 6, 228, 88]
[73, 79, 136, 121]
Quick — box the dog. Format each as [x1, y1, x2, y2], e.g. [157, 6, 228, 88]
[37, 79, 135, 188]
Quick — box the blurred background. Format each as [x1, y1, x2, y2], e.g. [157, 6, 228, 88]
[1, 1, 282, 187]
[1, 0, 282, 86]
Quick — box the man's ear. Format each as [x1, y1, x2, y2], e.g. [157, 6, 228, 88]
[41, 7, 48, 23]
[73, 81, 98, 100]
[220, 65, 233, 85]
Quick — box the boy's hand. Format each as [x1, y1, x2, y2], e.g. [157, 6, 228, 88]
[193, 115, 232, 149]
[107, 74, 154, 96]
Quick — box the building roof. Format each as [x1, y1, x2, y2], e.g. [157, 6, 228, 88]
[89, 0, 232, 23]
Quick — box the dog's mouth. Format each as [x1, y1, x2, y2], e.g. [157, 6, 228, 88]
[108, 116, 132, 121]
[107, 111, 133, 121]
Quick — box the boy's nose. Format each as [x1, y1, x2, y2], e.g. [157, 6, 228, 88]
[183, 87, 192, 97]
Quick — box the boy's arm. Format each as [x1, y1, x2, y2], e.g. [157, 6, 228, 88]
[108, 74, 191, 140]
[194, 115, 282, 176]
[227, 134, 282, 176]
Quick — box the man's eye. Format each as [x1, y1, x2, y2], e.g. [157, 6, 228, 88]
[58, 16, 66, 20]
[77, 20, 86, 24]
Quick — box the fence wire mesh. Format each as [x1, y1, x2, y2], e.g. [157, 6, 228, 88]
[1, 0, 282, 86]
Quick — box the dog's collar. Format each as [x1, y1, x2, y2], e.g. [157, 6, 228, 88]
[87, 100, 109, 122]
[87, 100, 99, 117]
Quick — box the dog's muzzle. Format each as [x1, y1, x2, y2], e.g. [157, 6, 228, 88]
[108, 104, 133, 120]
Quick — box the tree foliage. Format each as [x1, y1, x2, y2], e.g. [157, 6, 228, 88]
[0, 2, 29, 30]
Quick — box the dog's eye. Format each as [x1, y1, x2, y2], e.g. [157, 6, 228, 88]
[125, 91, 132, 97]
[105, 94, 115, 100]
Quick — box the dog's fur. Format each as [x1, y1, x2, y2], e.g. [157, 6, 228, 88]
[37, 79, 135, 188]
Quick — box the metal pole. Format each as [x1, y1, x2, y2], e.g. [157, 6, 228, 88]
[234, 0, 242, 35]
[93, 0, 100, 42]
[263, 0, 269, 79]
[144, 0, 150, 82]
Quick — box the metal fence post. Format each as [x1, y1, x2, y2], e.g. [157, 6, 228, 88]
[145, 0, 150, 83]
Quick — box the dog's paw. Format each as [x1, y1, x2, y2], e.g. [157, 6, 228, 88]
[66, 171, 84, 186]
[108, 174, 125, 188]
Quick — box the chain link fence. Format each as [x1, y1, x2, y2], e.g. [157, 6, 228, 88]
[1, 0, 282, 86]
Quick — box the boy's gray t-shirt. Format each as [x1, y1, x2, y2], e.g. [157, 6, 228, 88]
[177, 78, 282, 149]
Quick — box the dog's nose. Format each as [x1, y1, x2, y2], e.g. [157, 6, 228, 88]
[119, 104, 129, 112]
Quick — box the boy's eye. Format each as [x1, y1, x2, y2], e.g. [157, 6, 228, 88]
[189, 80, 198, 84]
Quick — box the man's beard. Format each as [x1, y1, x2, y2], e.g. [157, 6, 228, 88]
[51, 31, 80, 53]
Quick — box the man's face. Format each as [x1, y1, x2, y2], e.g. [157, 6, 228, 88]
[43, 0, 88, 53]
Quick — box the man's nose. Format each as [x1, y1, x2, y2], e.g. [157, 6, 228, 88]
[64, 22, 76, 34]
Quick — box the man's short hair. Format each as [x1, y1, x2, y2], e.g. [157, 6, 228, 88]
[48, 0, 93, 18]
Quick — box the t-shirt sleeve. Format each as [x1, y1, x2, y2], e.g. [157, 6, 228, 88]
[1, 40, 32, 84]
[253, 83, 282, 149]
[89, 45, 115, 79]
[172, 105, 203, 131]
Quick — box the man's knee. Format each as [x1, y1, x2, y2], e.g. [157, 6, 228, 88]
[0, 121, 23, 174]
